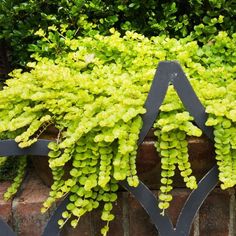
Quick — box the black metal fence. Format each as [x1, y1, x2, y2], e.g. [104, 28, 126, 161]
[0, 61, 219, 236]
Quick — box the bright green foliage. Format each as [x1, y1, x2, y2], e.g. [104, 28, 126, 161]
[154, 111, 199, 214]
[0, 0, 235, 67]
[30, 29, 236, 81]
[206, 115, 236, 190]
[0, 31, 236, 233]
[0, 156, 7, 166]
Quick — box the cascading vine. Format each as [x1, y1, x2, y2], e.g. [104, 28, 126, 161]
[154, 127, 198, 214]
[203, 83, 236, 190]
[0, 31, 236, 235]
[206, 115, 236, 190]
[153, 88, 202, 213]
[41, 119, 142, 233]
[3, 156, 27, 200]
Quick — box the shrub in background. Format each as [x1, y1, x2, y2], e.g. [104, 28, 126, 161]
[0, 0, 235, 68]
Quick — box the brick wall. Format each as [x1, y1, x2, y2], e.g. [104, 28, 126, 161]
[0, 136, 235, 236]
[0, 171, 235, 236]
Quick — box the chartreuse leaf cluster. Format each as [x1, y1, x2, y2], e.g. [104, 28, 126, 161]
[0, 31, 236, 234]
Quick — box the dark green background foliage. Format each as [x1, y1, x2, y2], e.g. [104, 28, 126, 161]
[0, 0, 236, 67]
[0, 157, 21, 181]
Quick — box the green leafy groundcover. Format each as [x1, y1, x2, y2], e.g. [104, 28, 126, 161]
[1, 0, 236, 67]
[0, 31, 236, 234]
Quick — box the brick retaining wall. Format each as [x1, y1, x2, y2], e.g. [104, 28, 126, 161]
[0, 170, 235, 236]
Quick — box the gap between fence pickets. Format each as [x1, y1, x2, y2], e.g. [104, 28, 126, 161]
[11, 195, 19, 234]
[122, 193, 130, 236]
[229, 189, 236, 236]
[193, 213, 199, 236]
[90, 211, 95, 236]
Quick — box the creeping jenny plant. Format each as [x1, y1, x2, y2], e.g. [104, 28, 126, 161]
[0, 31, 236, 234]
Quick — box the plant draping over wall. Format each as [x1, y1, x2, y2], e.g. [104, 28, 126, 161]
[0, 31, 236, 234]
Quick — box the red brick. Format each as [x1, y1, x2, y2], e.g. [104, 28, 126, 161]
[136, 140, 160, 190]
[2, 170, 234, 236]
[187, 136, 216, 182]
[136, 135, 215, 190]
[0, 181, 12, 225]
[128, 192, 157, 236]
[166, 189, 194, 236]
[199, 188, 231, 236]
[127, 189, 196, 236]
[12, 172, 52, 236]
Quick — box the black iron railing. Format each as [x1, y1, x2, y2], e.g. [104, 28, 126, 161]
[0, 61, 219, 236]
